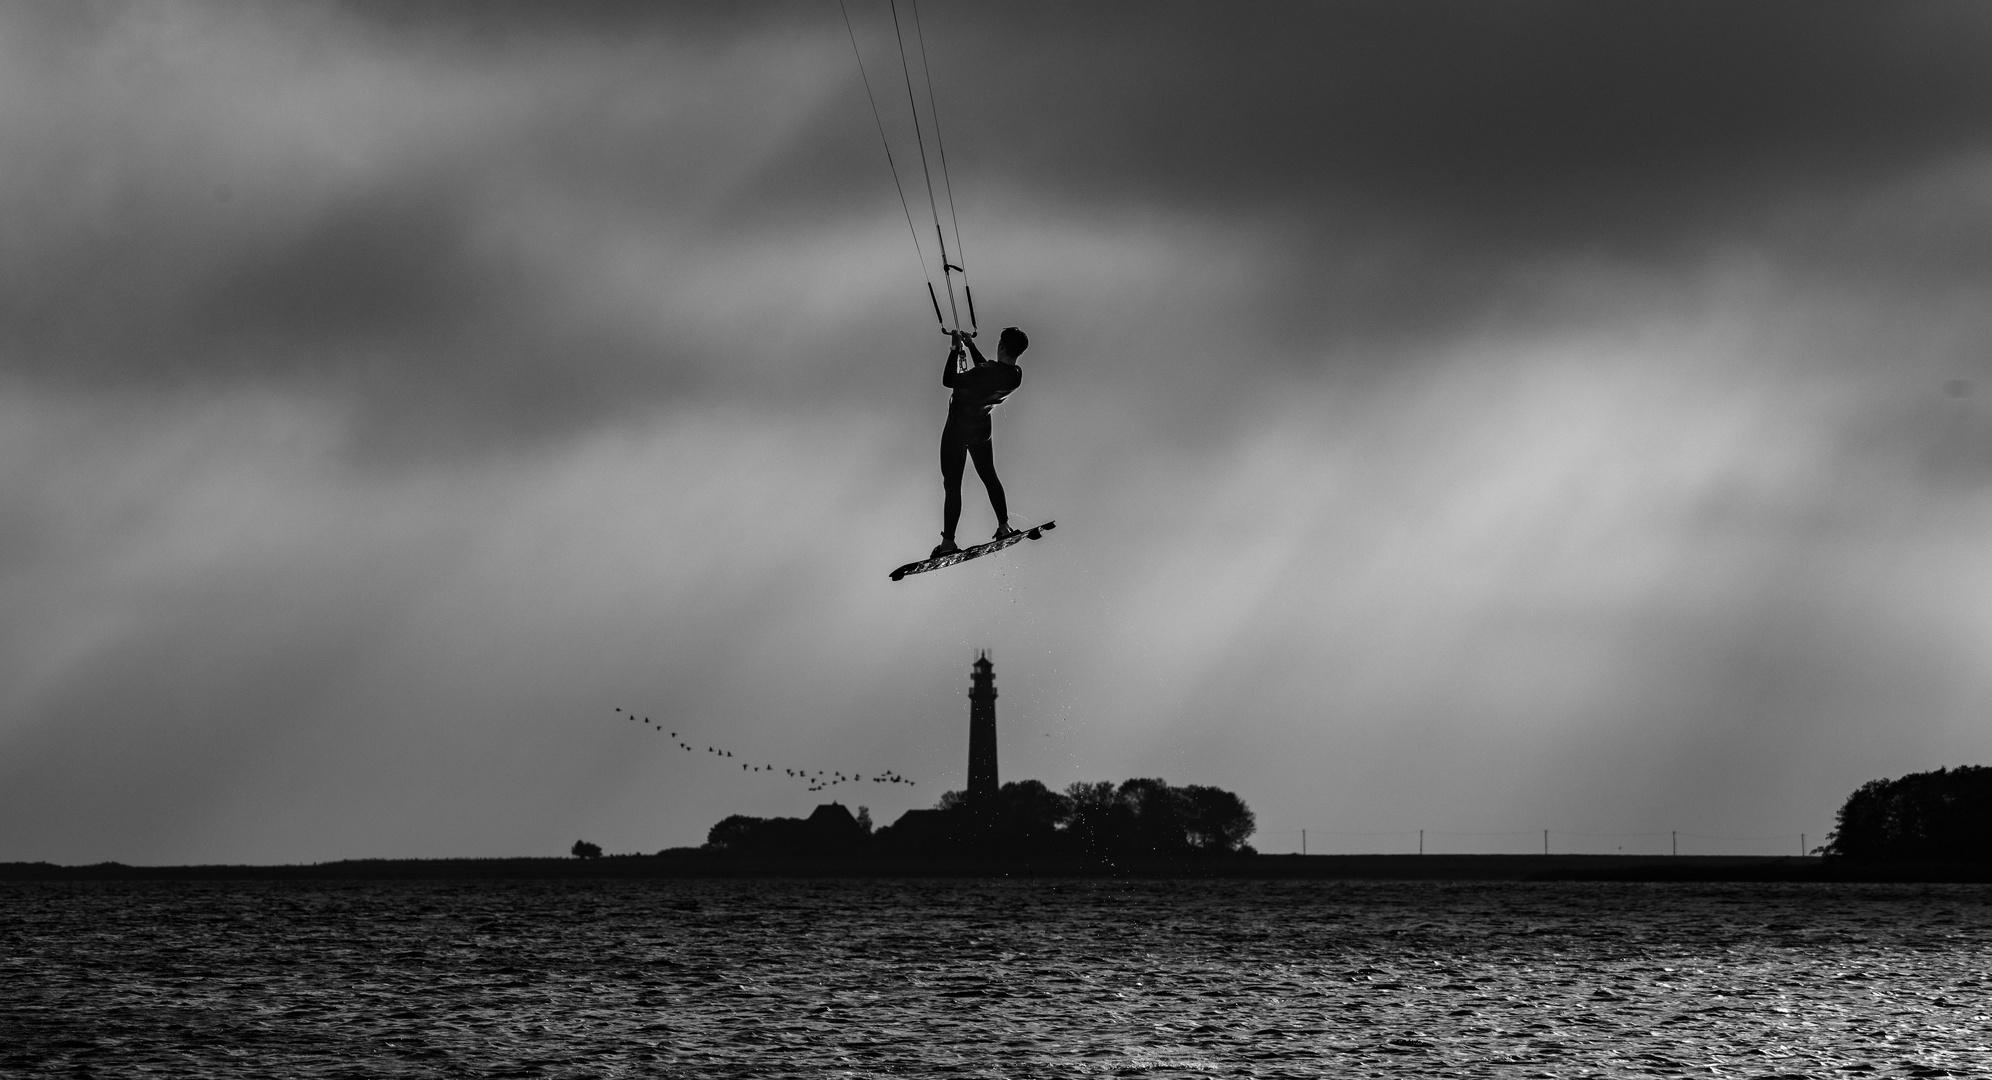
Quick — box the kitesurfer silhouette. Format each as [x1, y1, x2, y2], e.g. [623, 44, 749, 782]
[933, 326, 1028, 557]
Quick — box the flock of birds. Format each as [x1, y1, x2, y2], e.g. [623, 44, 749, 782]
[617, 708, 916, 793]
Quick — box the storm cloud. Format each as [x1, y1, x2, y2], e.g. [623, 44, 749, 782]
[4, 1, 1992, 863]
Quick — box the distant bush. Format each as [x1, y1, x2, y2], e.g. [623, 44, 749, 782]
[571, 840, 603, 859]
[1821, 766, 1992, 861]
[704, 805, 865, 856]
[871, 777, 1255, 858]
[1062, 778, 1256, 858]
[705, 814, 806, 854]
[709, 780, 1256, 860]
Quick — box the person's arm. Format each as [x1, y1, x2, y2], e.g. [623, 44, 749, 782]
[962, 335, 989, 368]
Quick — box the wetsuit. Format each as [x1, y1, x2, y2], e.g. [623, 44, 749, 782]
[940, 335, 1021, 540]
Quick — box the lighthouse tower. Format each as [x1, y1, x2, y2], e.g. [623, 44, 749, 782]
[967, 652, 999, 803]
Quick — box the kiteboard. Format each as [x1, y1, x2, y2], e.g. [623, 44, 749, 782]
[890, 521, 1056, 581]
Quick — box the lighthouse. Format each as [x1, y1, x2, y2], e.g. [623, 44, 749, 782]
[967, 651, 998, 803]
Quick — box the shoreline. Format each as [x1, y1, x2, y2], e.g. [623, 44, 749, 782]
[4, 852, 1986, 883]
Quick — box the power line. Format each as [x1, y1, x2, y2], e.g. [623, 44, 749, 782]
[1259, 826, 1823, 856]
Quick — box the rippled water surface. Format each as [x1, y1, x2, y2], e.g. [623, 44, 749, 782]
[4, 878, 1991, 1077]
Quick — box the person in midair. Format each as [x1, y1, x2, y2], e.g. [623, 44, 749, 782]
[933, 325, 1029, 557]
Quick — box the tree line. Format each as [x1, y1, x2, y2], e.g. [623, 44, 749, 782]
[705, 777, 1256, 860]
[1820, 765, 1992, 861]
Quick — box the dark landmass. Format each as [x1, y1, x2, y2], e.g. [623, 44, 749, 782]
[706, 778, 1257, 862]
[18, 764, 1990, 884]
[5, 853, 1989, 883]
[1820, 765, 1992, 862]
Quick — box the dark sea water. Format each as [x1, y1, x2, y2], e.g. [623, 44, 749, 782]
[3, 878, 1989, 1078]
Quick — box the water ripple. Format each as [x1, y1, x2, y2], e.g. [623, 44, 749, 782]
[3, 879, 1990, 1077]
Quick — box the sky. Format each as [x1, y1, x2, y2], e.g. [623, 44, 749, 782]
[5, 0, 1992, 864]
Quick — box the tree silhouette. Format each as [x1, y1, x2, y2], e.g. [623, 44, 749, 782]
[994, 779, 1072, 846]
[571, 840, 603, 859]
[1179, 784, 1256, 852]
[708, 778, 1256, 860]
[705, 815, 764, 852]
[1822, 766, 1992, 861]
[871, 777, 1254, 857]
[703, 807, 866, 855]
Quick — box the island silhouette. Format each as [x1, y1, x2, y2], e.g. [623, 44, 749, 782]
[1818, 765, 1992, 862]
[696, 652, 1254, 863]
[8, 656, 1990, 882]
[706, 776, 1256, 861]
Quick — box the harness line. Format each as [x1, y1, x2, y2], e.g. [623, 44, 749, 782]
[888, 0, 962, 333]
[910, 0, 974, 331]
[838, 0, 942, 327]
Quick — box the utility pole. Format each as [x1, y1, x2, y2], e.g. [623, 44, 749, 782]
[1301, 829, 1306, 856]
[1800, 833, 1805, 856]
[1672, 830, 1677, 857]
[1543, 829, 1549, 856]
[1418, 829, 1423, 855]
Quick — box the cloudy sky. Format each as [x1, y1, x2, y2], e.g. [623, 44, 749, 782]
[5, 0, 1992, 864]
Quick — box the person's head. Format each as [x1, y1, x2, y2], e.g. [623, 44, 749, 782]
[997, 326, 1028, 364]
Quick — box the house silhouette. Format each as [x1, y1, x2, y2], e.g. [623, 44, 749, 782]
[882, 652, 999, 846]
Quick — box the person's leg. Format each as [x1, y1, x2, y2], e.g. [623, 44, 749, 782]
[939, 426, 968, 551]
[967, 437, 1009, 531]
